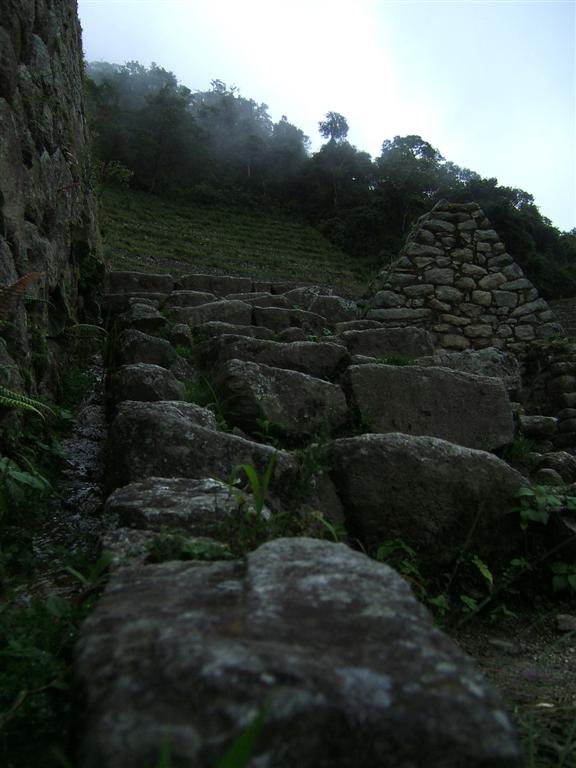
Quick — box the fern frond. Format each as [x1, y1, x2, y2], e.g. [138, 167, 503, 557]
[0, 384, 54, 419]
[0, 273, 43, 319]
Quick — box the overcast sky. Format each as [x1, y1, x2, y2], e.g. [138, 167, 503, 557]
[78, 0, 575, 231]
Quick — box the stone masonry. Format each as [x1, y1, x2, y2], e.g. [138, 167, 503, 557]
[365, 201, 564, 356]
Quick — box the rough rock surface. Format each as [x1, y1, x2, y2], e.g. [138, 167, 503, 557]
[198, 335, 350, 380]
[167, 299, 253, 328]
[344, 364, 514, 451]
[74, 538, 521, 768]
[0, 0, 99, 397]
[107, 400, 297, 497]
[115, 329, 176, 368]
[215, 358, 348, 437]
[108, 364, 184, 404]
[337, 327, 434, 359]
[330, 433, 526, 566]
[416, 346, 522, 393]
[365, 201, 564, 355]
[105, 477, 241, 535]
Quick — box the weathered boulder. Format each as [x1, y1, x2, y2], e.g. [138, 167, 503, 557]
[162, 290, 217, 308]
[116, 303, 166, 334]
[416, 347, 521, 393]
[167, 299, 252, 328]
[101, 292, 167, 314]
[335, 319, 382, 333]
[225, 292, 291, 309]
[107, 400, 297, 497]
[115, 329, 176, 368]
[329, 433, 526, 566]
[105, 477, 241, 536]
[338, 327, 434, 359]
[275, 327, 308, 342]
[284, 287, 360, 324]
[108, 364, 184, 405]
[252, 306, 327, 334]
[74, 538, 521, 768]
[534, 451, 576, 483]
[215, 358, 348, 437]
[197, 335, 350, 380]
[192, 321, 275, 340]
[344, 364, 514, 451]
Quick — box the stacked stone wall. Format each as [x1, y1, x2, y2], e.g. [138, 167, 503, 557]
[365, 201, 564, 356]
[0, 0, 99, 398]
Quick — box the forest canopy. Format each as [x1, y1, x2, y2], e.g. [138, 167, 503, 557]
[85, 60, 576, 299]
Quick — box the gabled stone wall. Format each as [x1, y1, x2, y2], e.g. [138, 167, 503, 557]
[365, 201, 564, 356]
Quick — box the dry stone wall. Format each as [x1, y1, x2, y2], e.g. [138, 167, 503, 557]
[0, 0, 99, 398]
[365, 201, 564, 356]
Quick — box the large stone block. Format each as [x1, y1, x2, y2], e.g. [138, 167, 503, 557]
[106, 271, 174, 294]
[107, 400, 297, 498]
[74, 538, 521, 768]
[197, 335, 350, 380]
[329, 433, 526, 565]
[167, 299, 253, 328]
[215, 358, 348, 437]
[416, 347, 521, 393]
[337, 327, 434, 360]
[108, 364, 184, 405]
[344, 364, 514, 451]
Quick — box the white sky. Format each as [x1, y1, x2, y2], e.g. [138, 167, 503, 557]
[78, 0, 576, 231]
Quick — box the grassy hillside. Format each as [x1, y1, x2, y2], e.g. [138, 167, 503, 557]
[99, 187, 379, 296]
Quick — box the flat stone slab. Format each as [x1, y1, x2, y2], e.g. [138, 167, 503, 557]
[344, 364, 514, 451]
[197, 335, 350, 380]
[74, 538, 521, 768]
[329, 433, 526, 566]
[167, 300, 253, 328]
[162, 290, 217, 308]
[215, 358, 349, 437]
[107, 400, 297, 500]
[178, 273, 253, 295]
[416, 347, 521, 393]
[106, 271, 174, 294]
[109, 364, 184, 405]
[338, 327, 434, 359]
[105, 477, 240, 536]
[115, 330, 176, 369]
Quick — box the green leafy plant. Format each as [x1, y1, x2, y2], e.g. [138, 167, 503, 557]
[549, 561, 576, 593]
[0, 457, 52, 525]
[0, 383, 55, 420]
[374, 355, 415, 366]
[182, 376, 228, 429]
[229, 454, 277, 519]
[515, 485, 564, 529]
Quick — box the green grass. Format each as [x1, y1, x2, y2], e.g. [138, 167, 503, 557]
[100, 187, 377, 295]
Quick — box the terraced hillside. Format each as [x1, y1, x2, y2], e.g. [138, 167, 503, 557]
[100, 187, 376, 296]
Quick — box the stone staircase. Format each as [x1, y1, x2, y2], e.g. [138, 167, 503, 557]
[74, 269, 564, 766]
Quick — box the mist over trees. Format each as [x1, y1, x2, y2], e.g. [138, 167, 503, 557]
[85, 61, 576, 299]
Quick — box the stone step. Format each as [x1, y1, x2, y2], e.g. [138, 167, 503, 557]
[343, 363, 514, 451]
[74, 538, 521, 768]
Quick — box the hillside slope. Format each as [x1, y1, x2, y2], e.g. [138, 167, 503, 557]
[100, 187, 377, 296]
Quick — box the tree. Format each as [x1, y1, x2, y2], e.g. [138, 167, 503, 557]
[318, 112, 349, 143]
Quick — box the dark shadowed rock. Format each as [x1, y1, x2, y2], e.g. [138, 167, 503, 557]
[116, 303, 167, 334]
[115, 329, 176, 368]
[215, 358, 348, 437]
[162, 290, 217, 308]
[106, 271, 174, 294]
[225, 292, 291, 309]
[344, 364, 514, 451]
[252, 306, 327, 334]
[107, 400, 297, 497]
[193, 321, 275, 340]
[109, 364, 184, 405]
[74, 538, 521, 768]
[101, 292, 168, 314]
[167, 299, 253, 328]
[416, 347, 522, 393]
[284, 288, 360, 324]
[330, 433, 526, 566]
[338, 327, 434, 358]
[105, 477, 241, 535]
[197, 335, 350, 380]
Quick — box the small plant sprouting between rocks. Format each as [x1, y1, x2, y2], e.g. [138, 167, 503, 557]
[229, 454, 278, 519]
[374, 355, 415, 366]
[182, 375, 228, 430]
[515, 485, 576, 529]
